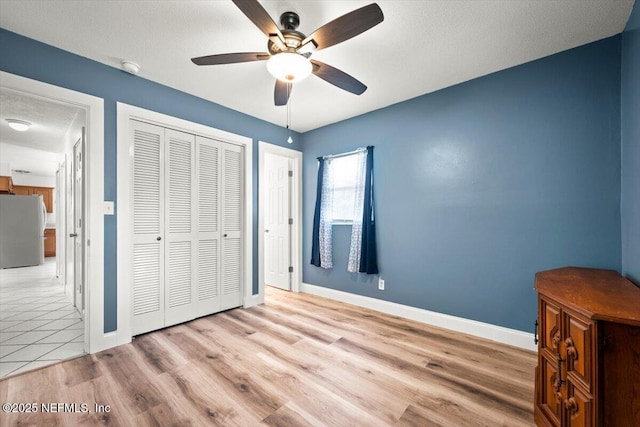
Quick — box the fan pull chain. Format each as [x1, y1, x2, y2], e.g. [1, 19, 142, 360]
[287, 83, 293, 144]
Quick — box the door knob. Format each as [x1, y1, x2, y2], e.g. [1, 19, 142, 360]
[156, 236, 162, 241]
[69, 233, 78, 238]
[265, 229, 269, 233]
[223, 234, 228, 237]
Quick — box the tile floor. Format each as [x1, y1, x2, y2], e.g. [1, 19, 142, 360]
[0, 258, 84, 378]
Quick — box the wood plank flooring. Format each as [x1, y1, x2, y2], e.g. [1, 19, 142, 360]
[0, 287, 537, 426]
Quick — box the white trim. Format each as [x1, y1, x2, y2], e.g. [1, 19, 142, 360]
[258, 141, 303, 301]
[300, 282, 537, 352]
[0, 71, 107, 353]
[243, 293, 264, 308]
[116, 102, 253, 345]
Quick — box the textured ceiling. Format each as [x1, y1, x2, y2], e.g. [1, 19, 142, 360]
[0, 0, 635, 132]
[0, 88, 83, 176]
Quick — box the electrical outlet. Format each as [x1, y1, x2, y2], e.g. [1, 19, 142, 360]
[378, 278, 385, 290]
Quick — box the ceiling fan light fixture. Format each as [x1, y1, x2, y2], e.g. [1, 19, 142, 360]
[267, 52, 312, 83]
[6, 119, 32, 132]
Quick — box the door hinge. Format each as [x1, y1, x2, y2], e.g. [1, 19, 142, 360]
[289, 266, 293, 273]
[289, 218, 293, 225]
[288, 170, 293, 177]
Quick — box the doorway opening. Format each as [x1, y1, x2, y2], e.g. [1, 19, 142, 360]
[258, 141, 302, 299]
[0, 87, 86, 377]
[0, 70, 106, 372]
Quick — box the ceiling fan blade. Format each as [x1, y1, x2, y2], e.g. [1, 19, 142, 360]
[232, 0, 286, 49]
[191, 52, 270, 66]
[311, 60, 367, 95]
[301, 3, 383, 51]
[274, 80, 292, 106]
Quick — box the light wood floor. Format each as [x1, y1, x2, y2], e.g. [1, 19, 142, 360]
[0, 287, 536, 426]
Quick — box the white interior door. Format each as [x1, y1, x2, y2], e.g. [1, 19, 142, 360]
[65, 153, 74, 300]
[131, 120, 165, 336]
[164, 129, 196, 327]
[264, 152, 291, 290]
[73, 131, 85, 316]
[220, 143, 244, 310]
[55, 168, 63, 280]
[193, 136, 221, 318]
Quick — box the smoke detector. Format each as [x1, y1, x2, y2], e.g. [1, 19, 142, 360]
[121, 60, 140, 74]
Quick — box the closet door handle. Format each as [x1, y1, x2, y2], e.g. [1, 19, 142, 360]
[156, 236, 162, 241]
[223, 234, 228, 238]
[69, 233, 78, 238]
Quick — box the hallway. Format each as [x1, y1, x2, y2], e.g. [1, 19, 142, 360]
[0, 258, 84, 377]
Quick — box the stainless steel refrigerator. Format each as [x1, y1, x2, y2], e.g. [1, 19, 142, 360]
[0, 194, 47, 268]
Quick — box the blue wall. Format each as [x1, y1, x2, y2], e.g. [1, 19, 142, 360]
[621, 3, 640, 284]
[301, 36, 622, 332]
[0, 29, 300, 332]
[0, 23, 631, 337]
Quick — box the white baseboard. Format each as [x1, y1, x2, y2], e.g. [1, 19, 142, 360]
[300, 283, 537, 352]
[89, 331, 119, 354]
[244, 293, 264, 308]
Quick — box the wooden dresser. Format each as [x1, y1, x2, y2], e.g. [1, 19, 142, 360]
[534, 267, 640, 427]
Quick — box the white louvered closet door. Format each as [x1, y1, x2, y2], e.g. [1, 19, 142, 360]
[164, 129, 196, 327]
[130, 120, 244, 336]
[193, 136, 222, 317]
[131, 121, 165, 336]
[220, 143, 244, 310]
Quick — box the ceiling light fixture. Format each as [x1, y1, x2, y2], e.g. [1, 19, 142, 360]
[267, 52, 312, 83]
[6, 119, 31, 132]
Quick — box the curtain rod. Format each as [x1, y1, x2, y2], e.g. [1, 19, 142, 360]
[319, 146, 372, 161]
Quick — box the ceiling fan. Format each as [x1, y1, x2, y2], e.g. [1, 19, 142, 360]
[191, 0, 384, 106]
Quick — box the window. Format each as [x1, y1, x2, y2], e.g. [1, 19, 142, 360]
[328, 154, 359, 224]
[311, 146, 377, 273]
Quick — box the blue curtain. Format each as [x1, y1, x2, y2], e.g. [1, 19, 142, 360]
[359, 146, 378, 274]
[310, 157, 325, 267]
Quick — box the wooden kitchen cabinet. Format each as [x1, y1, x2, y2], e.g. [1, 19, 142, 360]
[0, 176, 13, 193]
[32, 187, 53, 212]
[12, 185, 53, 212]
[11, 186, 31, 195]
[44, 228, 56, 257]
[534, 267, 640, 427]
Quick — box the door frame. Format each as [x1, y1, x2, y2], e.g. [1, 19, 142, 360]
[258, 141, 302, 299]
[116, 102, 253, 346]
[0, 71, 106, 353]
